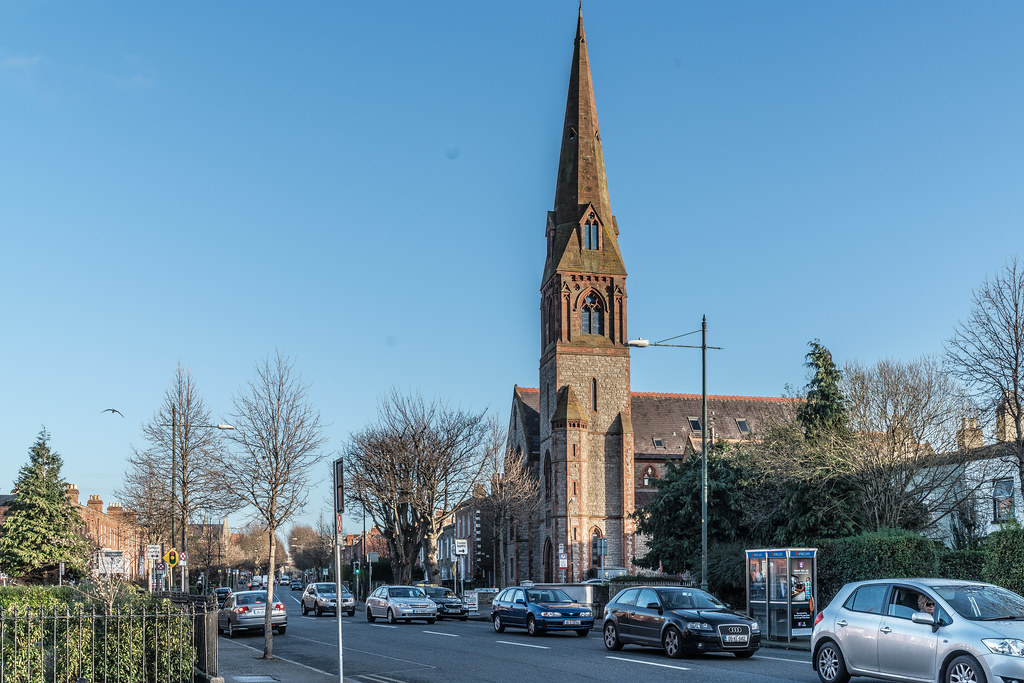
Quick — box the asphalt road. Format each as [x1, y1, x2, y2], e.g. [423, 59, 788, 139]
[221, 589, 822, 682]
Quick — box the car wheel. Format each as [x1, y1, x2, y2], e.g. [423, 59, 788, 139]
[347, 610, 355, 617]
[662, 625, 684, 659]
[301, 602, 308, 616]
[276, 626, 286, 635]
[387, 608, 397, 624]
[227, 621, 236, 639]
[459, 616, 468, 621]
[815, 641, 851, 683]
[947, 655, 986, 683]
[427, 618, 436, 624]
[734, 650, 755, 659]
[366, 607, 375, 623]
[493, 614, 505, 633]
[604, 621, 623, 651]
[527, 615, 540, 636]
[576, 629, 589, 637]
[315, 605, 322, 617]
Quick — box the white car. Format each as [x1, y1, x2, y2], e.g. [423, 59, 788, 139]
[366, 585, 437, 624]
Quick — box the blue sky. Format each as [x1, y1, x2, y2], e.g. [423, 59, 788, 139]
[2, 1, 1023, 534]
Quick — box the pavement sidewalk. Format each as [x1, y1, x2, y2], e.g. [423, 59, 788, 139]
[217, 637, 350, 683]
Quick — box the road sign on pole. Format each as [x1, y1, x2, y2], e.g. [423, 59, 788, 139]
[163, 549, 179, 567]
[334, 458, 344, 514]
[455, 539, 468, 556]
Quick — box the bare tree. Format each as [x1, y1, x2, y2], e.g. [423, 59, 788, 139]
[842, 356, 984, 532]
[117, 363, 235, 582]
[946, 257, 1024, 492]
[211, 351, 327, 659]
[344, 391, 492, 585]
[477, 424, 539, 588]
[288, 516, 333, 577]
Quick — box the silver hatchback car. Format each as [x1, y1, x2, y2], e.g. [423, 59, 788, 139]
[365, 585, 437, 624]
[812, 578, 1024, 683]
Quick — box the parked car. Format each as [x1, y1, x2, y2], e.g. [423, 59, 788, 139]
[301, 582, 354, 617]
[491, 586, 594, 636]
[217, 590, 287, 638]
[366, 585, 437, 624]
[602, 585, 759, 658]
[423, 586, 467, 620]
[291, 579, 303, 591]
[213, 586, 232, 607]
[812, 578, 1024, 683]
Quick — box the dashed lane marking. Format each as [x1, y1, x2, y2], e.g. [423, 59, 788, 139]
[606, 655, 691, 671]
[496, 640, 550, 649]
[422, 630, 458, 637]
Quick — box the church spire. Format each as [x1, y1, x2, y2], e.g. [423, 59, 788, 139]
[553, 5, 612, 229]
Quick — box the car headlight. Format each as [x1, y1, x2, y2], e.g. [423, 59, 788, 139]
[984, 638, 1024, 657]
[540, 611, 561, 617]
[750, 621, 760, 632]
[686, 621, 713, 631]
[580, 611, 592, 618]
[392, 601, 409, 608]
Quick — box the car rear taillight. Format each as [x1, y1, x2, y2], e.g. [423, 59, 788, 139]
[237, 606, 250, 615]
[813, 612, 824, 627]
[274, 603, 285, 611]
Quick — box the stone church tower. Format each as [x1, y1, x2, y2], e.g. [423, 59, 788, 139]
[534, 8, 635, 582]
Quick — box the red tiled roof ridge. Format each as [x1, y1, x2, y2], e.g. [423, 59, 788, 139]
[517, 387, 540, 393]
[632, 391, 801, 403]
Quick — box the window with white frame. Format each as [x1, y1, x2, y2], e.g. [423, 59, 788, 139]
[994, 479, 1015, 522]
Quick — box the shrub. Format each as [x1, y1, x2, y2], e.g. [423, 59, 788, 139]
[982, 526, 1024, 595]
[939, 548, 985, 582]
[816, 530, 940, 607]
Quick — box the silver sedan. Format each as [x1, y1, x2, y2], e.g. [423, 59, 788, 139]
[217, 590, 287, 637]
[366, 585, 437, 624]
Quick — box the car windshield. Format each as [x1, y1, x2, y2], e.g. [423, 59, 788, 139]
[236, 593, 267, 605]
[314, 583, 335, 593]
[660, 588, 727, 610]
[425, 587, 457, 598]
[390, 587, 426, 598]
[931, 584, 1024, 621]
[526, 589, 573, 604]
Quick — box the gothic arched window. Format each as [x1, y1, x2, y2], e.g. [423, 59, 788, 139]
[583, 215, 600, 251]
[591, 528, 604, 567]
[643, 466, 657, 487]
[591, 378, 598, 412]
[581, 293, 604, 335]
[543, 452, 552, 500]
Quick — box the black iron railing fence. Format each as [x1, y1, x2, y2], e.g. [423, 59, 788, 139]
[0, 599, 216, 683]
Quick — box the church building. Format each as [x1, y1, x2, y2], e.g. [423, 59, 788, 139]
[505, 9, 793, 583]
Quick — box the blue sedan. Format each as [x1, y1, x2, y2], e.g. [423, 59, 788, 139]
[491, 586, 594, 636]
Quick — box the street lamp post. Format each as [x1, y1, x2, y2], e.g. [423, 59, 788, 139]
[627, 316, 721, 592]
[167, 405, 234, 591]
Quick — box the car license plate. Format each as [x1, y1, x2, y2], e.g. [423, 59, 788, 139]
[724, 634, 747, 643]
[564, 619, 581, 626]
[253, 610, 265, 617]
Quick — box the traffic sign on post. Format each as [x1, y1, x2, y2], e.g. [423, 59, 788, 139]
[163, 549, 179, 567]
[334, 458, 344, 514]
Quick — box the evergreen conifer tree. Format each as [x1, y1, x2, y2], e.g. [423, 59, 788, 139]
[0, 429, 89, 583]
[797, 340, 851, 443]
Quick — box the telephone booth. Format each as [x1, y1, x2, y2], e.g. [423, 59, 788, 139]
[745, 548, 817, 641]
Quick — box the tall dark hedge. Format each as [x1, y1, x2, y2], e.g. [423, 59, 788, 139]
[816, 530, 940, 607]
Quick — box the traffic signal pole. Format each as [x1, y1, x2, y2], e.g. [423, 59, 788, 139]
[334, 457, 345, 682]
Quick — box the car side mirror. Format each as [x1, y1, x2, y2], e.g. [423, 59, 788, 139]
[516, 599, 526, 605]
[646, 602, 661, 613]
[911, 611, 936, 629]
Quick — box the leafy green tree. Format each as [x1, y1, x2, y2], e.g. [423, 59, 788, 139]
[798, 340, 851, 443]
[632, 444, 749, 584]
[0, 430, 89, 583]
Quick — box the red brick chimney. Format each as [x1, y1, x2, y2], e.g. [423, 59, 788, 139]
[106, 502, 123, 520]
[66, 483, 80, 506]
[87, 494, 103, 512]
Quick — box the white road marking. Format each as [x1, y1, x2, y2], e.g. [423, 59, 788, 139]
[422, 630, 458, 637]
[373, 624, 399, 629]
[358, 675, 407, 683]
[496, 640, 550, 649]
[606, 655, 691, 671]
[755, 654, 811, 664]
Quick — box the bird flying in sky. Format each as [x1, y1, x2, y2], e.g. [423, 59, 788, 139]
[101, 408, 124, 417]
